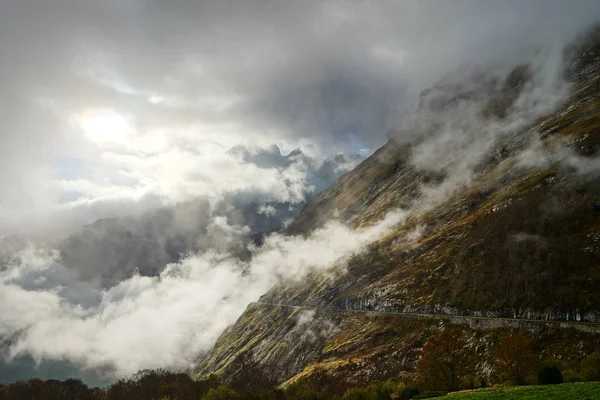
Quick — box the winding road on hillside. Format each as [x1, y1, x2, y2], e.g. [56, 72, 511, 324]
[253, 302, 600, 333]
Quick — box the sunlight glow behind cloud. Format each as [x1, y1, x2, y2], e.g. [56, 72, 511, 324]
[77, 110, 133, 145]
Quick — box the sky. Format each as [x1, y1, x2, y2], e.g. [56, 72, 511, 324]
[2, 0, 600, 385]
[2, 0, 600, 237]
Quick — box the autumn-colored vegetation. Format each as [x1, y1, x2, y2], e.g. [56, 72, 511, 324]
[416, 328, 477, 392]
[493, 331, 536, 385]
[1, 328, 597, 400]
[415, 328, 597, 393]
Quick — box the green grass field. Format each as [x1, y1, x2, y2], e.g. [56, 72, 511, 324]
[442, 382, 600, 399]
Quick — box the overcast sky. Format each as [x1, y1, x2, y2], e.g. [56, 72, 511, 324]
[1, 0, 600, 236]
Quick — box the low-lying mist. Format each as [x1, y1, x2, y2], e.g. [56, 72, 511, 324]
[0, 211, 404, 381]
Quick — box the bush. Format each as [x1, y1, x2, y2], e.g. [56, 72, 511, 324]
[341, 380, 393, 400]
[537, 365, 563, 385]
[342, 387, 374, 400]
[393, 383, 420, 400]
[580, 354, 600, 381]
[562, 369, 582, 383]
[366, 380, 398, 400]
[202, 384, 242, 400]
[341, 380, 418, 400]
[284, 376, 330, 400]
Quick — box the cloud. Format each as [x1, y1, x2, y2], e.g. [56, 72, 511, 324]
[2, 1, 600, 236]
[0, 211, 404, 379]
[388, 38, 579, 214]
[0, 145, 359, 238]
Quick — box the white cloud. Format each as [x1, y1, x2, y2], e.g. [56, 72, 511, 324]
[0, 211, 404, 378]
[2, 0, 599, 238]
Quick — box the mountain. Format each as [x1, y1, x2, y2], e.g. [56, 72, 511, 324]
[227, 144, 364, 195]
[196, 27, 600, 385]
[58, 201, 212, 286]
[57, 148, 363, 288]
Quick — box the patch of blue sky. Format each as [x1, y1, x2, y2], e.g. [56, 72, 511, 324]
[51, 156, 90, 181]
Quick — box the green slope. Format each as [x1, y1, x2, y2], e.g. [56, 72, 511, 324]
[443, 382, 600, 400]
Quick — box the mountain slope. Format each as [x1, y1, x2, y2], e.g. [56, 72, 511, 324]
[197, 28, 600, 385]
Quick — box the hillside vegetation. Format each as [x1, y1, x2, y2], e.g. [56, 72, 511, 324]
[197, 25, 600, 388]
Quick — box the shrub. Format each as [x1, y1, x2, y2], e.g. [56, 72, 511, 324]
[342, 387, 374, 400]
[393, 383, 420, 400]
[202, 384, 243, 400]
[284, 376, 330, 400]
[562, 369, 582, 383]
[580, 354, 600, 381]
[340, 380, 419, 400]
[366, 380, 398, 400]
[537, 365, 563, 385]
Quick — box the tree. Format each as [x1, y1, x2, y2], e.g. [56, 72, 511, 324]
[107, 379, 130, 400]
[63, 378, 92, 400]
[157, 373, 196, 400]
[416, 328, 476, 392]
[493, 331, 536, 385]
[195, 374, 223, 399]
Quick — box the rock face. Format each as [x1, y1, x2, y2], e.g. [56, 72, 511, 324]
[197, 26, 600, 385]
